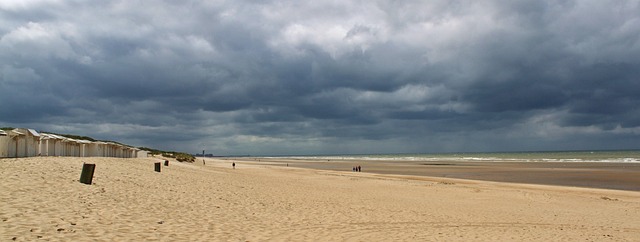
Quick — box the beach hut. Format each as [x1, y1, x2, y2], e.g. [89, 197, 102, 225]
[85, 142, 102, 157]
[96, 142, 108, 157]
[77, 139, 90, 157]
[2, 128, 148, 159]
[85, 141, 103, 157]
[26, 129, 41, 156]
[105, 143, 114, 157]
[103, 142, 119, 157]
[62, 138, 87, 157]
[136, 149, 149, 158]
[40, 133, 64, 156]
[0, 130, 10, 158]
[53, 135, 64, 156]
[117, 144, 127, 158]
[123, 147, 134, 158]
[70, 139, 92, 157]
[39, 134, 49, 156]
[7, 130, 20, 158]
[9, 129, 39, 157]
[19, 129, 40, 157]
[116, 145, 125, 158]
[2, 130, 19, 158]
[7, 129, 25, 157]
[60, 138, 77, 157]
[39, 133, 64, 156]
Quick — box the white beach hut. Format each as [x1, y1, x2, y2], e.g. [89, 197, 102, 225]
[77, 139, 92, 157]
[136, 149, 149, 158]
[8, 129, 25, 157]
[84, 142, 101, 157]
[1, 129, 40, 158]
[60, 138, 73, 157]
[25, 129, 40, 156]
[27, 129, 41, 156]
[3, 128, 150, 159]
[39, 133, 50, 156]
[0, 130, 10, 158]
[61, 138, 86, 157]
[102, 142, 117, 157]
[96, 142, 108, 157]
[39, 133, 64, 156]
[123, 147, 132, 158]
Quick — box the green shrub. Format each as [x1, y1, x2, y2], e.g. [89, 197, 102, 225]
[154, 150, 195, 163]
[176, 153, 195, 162]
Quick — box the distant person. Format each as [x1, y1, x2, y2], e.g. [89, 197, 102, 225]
[232, 162, 236, 169]
[358, 166, 361, 172]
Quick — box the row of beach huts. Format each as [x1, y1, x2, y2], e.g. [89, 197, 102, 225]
[0, 128, 148, 159]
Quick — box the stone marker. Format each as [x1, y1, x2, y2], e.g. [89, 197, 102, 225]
[80, 163, 96, 185]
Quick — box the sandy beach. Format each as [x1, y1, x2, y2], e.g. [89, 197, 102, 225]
[1, 156, 639, 241]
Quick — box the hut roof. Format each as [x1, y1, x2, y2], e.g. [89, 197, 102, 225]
[27, 129, 40, 137]
[40, 133, 66, 140]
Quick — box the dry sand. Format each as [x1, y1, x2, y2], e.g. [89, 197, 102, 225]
[1, 156, 639, 241]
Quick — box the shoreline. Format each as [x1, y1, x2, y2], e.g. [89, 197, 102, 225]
[229, 157, 640, 191]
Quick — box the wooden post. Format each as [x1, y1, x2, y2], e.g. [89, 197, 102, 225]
[80, 163, 96, 185]
[155, 162, 161, 172]
[164, 160, 169, 166]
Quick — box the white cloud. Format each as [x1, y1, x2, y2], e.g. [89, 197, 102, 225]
[1, 22, 70, 58]
[0, 0, 62, 11]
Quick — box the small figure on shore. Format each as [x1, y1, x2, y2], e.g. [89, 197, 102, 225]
[352, 167, 356, 172]
[203, 159, 206, 165]
[358, 166, 361, 172]
[232, 162, 236, 169]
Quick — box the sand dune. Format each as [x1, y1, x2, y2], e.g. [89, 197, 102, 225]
[1, 156, 639, 241]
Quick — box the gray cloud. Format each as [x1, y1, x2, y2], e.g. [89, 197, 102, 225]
[1, 0, 640, 155]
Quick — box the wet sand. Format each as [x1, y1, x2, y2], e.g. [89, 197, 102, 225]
[233, 158, 640, 191]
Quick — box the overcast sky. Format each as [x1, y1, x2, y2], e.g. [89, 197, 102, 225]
[1, 1, 639, 155]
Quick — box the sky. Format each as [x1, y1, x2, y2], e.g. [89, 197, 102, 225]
[1, 0, 640, 155]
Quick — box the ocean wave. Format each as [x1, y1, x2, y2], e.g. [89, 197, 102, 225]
[263, 155, 640, 163]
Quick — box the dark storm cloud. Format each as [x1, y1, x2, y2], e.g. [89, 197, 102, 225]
[1, 0, 639, 154]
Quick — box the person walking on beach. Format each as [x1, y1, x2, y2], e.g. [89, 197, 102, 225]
[232, 162, 236, 169]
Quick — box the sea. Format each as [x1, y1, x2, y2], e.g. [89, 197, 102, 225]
[266, 150, 640, 163]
